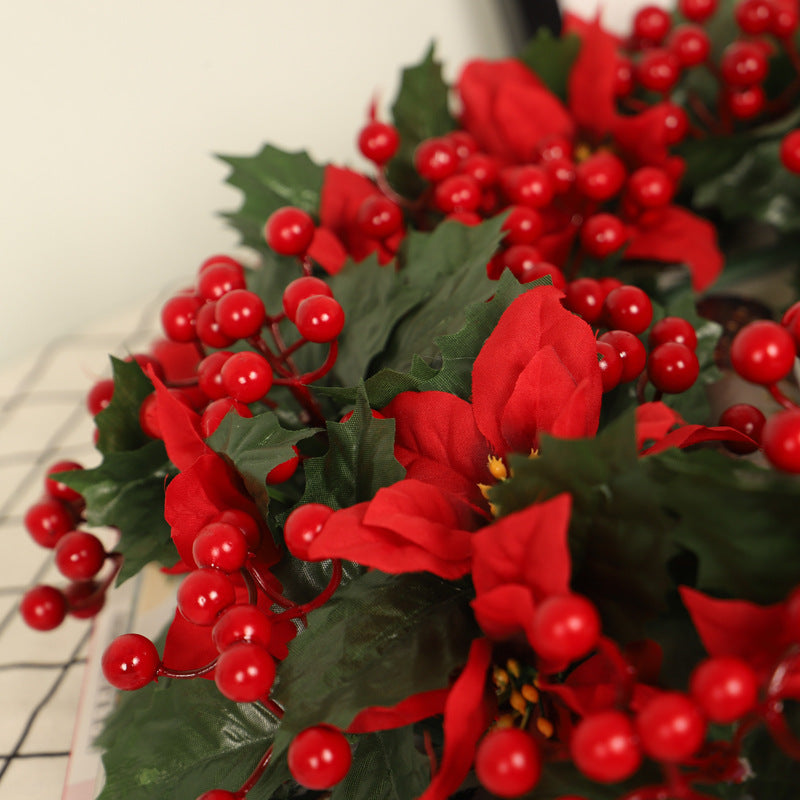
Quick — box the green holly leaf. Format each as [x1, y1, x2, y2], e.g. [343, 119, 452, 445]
[490, 412, 673, 640]
[207, 409, 320, 517]
[57, 441, 178, 583]
[331, 727, 430, 800]
[95, 357, 154, 454]
[219, 145, 325, 253]
[518, 29, 581, 101]
[386, 44, 455, 197]
[95, 677, 282, 800]
[301, 385, 404, 509]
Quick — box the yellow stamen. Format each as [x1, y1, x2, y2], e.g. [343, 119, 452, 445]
[510, 690, 527, 715]
[493, 667, 509, 688]
[536, 717, 555, 739]
[487, 456, 508, 481]
[574, 143, 592, 163]
[477, 483, 492, 500]
[495, 714, 515, 729]
[506, 658, 520, 679]
[488, 502, 499, 518]
[529, 448, 539, 459]
[521, 684, 539, 704]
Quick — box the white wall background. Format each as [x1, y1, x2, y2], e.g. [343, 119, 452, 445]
[0, 1, 672, 365]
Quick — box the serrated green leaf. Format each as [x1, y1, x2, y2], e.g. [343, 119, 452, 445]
[95, 357, 154, 454]
[301, 385, 404, 509]
[95, 677, 282, 800]
[386, 44, 455, 197]
[207, 409, 320, 517]
[58, 441, 178, 583]
[518, 29, 581, 101]
[219, 145, 325, 253]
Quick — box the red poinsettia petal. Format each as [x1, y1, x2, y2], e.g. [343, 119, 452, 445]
[470, 584, 537, 642]
[568, 17, 619, 141]
[612, 106, 673, 170]
[346, 689, 450, 734]
[680, 586, 787, 673]
[636, 402, 682, 451]
[150, 338, 202, 382]
[472, 493, 572, 599]
[162, 607, 218, 675]
[418, 637, 494, 800]
[472, 286, 602, 455]
[625, 206, 724, 291]
[307, 226, 348, 275]
[384, 391, 490, 510]
[536, 225, 578, 268]
[641, 424, 758, 456]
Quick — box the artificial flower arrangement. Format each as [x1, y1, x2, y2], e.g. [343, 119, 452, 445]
[17, 1, 800, 798]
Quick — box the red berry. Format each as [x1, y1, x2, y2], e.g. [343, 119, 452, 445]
[598, 330, 648, 382]
[735, 0, 773, 34]
[565, 278, 604, 324]
[580, 214, 627, 258]
[780, 130, 800, 174]
[649, 316, 698, 350]
[690, 656, 759, 723]
[576, 153, 627, 202]
[679, 0, 718, 21]
[433, 174, 482, 214]
[531, 594, 601, 664]
[213, 508, 262, 551]
[288, 725, 352, 790]
[504, 166, 554, 209]
[213, 605, 272, 652]
[64, 580, 105, 619]
[192, 522, 249, 573]
[475, 728, 541, 798]
[266, 446, 300, 485]
[720, 41, 769, 87]
[197, 263, 246, 302]
[215, 290, 266, 340]
[197, 351, 234, 400]
[295, 296, 345, 343]
[45, 460, 83, 502]
[55, 531, 106, 581]
[636, 692, 706, 762]
[537, 135, 573, 162]
[603, 286, 653, 334]
[657, 102, 690, 145]
[161, 294, 202, 342]
[543, 157, 577, 194]
[730, 320, 796, 385]
[265, 207, 315, 256]
[356, 195, 403, 238]
[771, 0, 799, 36]
[221, 351, 273, 403]
[447, 131, 479, 160]
[633, 5, 672, 44]
[25, 498, 74, 549]
[357, 121, 399, 165]
[669, 24, 711, 67]
[284, 503, 334, 561]
[614, 55, 635, 97]
[177, 568, 236, 626]
[102, 633, 160, 690]
[597, 341, 624, 392]
[126, 353, 165, 381]
[214, 642, 276, 702]
[198, 254, 244, 276]
[200, 398, 253, 438]
[459, 153, 500, 188]
[502, 248, 565, 289]
[570, 710, 642, 783]
[648, 342, 700, 393]
[627, 167, 674, 209]
[282, 276, 334, 322]
[87, 378, 115, 415]
[762, 408, 800, 472]
[719, 403, 765, 454]
[502, 207, 543, 246]
[414, 138, 458, 183]
[196, 302, 236, 349]
[727, 85, 765, 119]
[20, 585, 67, 631]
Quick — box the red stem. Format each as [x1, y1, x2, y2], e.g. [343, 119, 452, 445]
[245, 563, 297, 611]
[66, 552, 123, 613]
[274, 560, 343, 623]
[158, 657, 218, 679]
[234, 744, 274, 798]
[768, 382, 799, 410]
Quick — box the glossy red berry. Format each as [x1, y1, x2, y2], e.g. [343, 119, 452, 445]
[719, 403, 765, 454]
[198, 254, 244, 277]
[780, 130, 800, 174]
[735, 0, 773, 34]
[213, 605, 272, 652]
[197, 351, 234, 400]
[288, 725, 352, 790]
[720, 41, 769, 87]
[214, 642, 276, 702]
[565, 278, 604, 324]
[192, 522, 249, 573]
[433, 174, 482, 214]
[543, 157, 577, 193]
[633, 5, 672, 44]
[64, 580, 106, 619]
[215, 290, 266, 340]
[570, 710, 642, 783]
[284, 503, 334, 561]
[502, 207, 543, 246]
[55, 531, 106, 581]
[636, 49, 682, 93]
[87, 378, 115, 415]
[501, 247, 565, 289]
[727, 85, 765, 119]
[649, 316, 698, 350]
[266, 446, 300, 485]
[475, 728, 542, 798]
[356, 195, 404, 239]
[580, 214, 627, 258]
[771, 0, 799, 36]
[197, 263, 246, 302]
[679, 0, 718, 20]
[531, 594, 601, 664]
[45, 460, 83, 502]
[762, 409, 800, 472]
[636, 692, 706, 762]
[538, 135, 573, 162]
[177, 568, 236, 626]
[504, 165, 554, 209]
[102, 633, 160, 690]
[627, 167, 674, 209]
[603, 286, 653, 334]
[614, 55, 635, 97]
[648, 342, 700, 393]
[598, 330, 648, 382]
[690, 656, 758, 723]
[669, 24, 711, 67]
[265, 207, 316, 256]
[20, 585, 67, 631]
[213, 508, 262, 551]
[730, 320, 796, 385]
[447, 131, 479, 160]
[161, 294, 202, 342]
[295, 295, 345, 343]
[282, 276, 334, 322]
[127, 353, 165, 381]
[597, 341, 624, 392]
[25, 498, 74, 549]
[200, 398, 253, 438]
[221, 351, 274, 403]
[196, 302, 236, 349]
[576, 153, 627, 202]
[357, 121, 399, 165]
[657, 102, 690, 145]
[458, 153, 500, 188]
[414, 138, 458, 183]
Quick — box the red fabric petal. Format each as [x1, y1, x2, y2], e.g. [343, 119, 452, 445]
[568, 17, 619, 141]
[418, 638, 493, 800]
[346, 689, 450, 734]
[612, 106, 673, 170]
[636, 402, 682, 451]
[470, 584, 537, 642]
[641, 424, 758, 456]
[472, 286, 602, 455]
[625, 206, 724, 291]
[307, 226, 348, 275]
[150, 338, 202, 382]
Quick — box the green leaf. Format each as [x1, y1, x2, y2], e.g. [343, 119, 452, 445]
[386, 44, 455, 197]
[518, 30, 581, 101]
[331, 727, 430, 800]
[95, 677, 282, 800]
[301, 385, 404, 509]
[95, 357, 154, 454]
[490, 412, 673, 640]
[219, 145, 325, 253]
[58, 441, 178, 583]
[207, 409, 320, 517]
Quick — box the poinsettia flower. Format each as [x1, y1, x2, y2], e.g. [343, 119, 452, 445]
[307, 165, 404, 273]
[346, 688, 450, 735]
